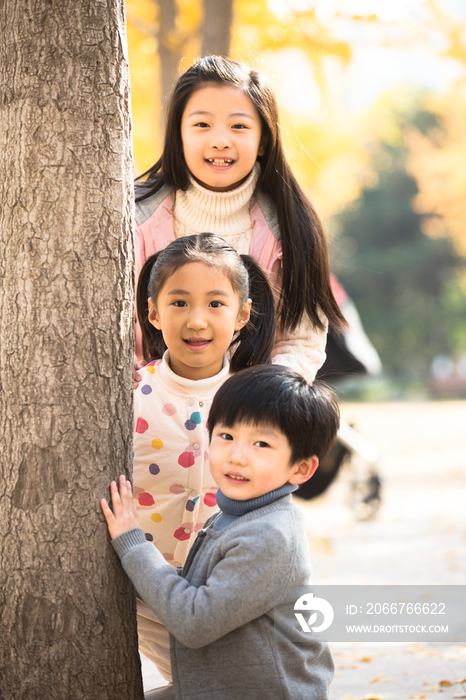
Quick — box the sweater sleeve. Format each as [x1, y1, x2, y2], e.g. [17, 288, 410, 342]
[272, 308, 328, 383]
[112, 510, 307, 649]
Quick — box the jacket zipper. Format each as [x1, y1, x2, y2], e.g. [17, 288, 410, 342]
[182, 529, 207, 578]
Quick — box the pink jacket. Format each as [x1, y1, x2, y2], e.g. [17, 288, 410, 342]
[134, 186, 282, 359]
[134, 186, 327, 381]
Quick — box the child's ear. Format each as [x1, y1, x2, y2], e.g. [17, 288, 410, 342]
[288, 456, 319, 485]
[234, 298, 252, 331]
[148, 301, 162, 330]
[258, 134, 268, 157]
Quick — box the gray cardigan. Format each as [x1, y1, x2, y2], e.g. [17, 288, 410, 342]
[112, 495, 334, 700]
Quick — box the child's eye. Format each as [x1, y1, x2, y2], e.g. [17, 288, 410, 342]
[220, 432, 233, 441]
[194, 121, 209, 128]
[209, 300, 224, 308]
[232, 123, 247, 130]
[172, 300, 187, 307]
[254, 441, 270, 448]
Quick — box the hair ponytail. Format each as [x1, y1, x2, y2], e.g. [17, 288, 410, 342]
[229, 255, 275, 372]
[136, 253, 167, 362]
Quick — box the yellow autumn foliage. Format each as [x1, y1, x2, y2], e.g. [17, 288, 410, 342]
[126, 0, 202, 172]
[126, 0, 466, 227]
[126, 0, 161, 173]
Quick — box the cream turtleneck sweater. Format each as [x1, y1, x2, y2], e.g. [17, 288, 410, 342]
[172, 164, 260, 255]
[167, 161, 327, 383]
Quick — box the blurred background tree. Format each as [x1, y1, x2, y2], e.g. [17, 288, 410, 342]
[332, 93, 466, 384]
[405, 1, 466, 257]
[125, 0, 466, 396]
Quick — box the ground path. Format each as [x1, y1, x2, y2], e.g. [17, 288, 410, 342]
[304, 400, 466, 700]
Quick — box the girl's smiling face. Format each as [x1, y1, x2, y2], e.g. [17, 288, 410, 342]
[148, 262, 251, 380]
[180, 85, 265, 192]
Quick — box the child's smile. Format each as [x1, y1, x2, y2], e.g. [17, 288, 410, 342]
[225, 472, 248, 482]
[183, 337, 212, 351]
[206, 158, 234, 167]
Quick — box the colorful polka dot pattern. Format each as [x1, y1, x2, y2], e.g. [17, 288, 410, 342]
[133, 360, 224, 567]
[135, 417, 149, 434]
[185, 411, 202, 430]
[162, 403, 176, 416]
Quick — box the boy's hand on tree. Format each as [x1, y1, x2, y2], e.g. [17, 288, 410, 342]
[101, 475, 141, 540]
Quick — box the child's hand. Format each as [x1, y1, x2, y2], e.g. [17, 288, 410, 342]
[101, 475, 141, 540]
[134, 355, 144, 389]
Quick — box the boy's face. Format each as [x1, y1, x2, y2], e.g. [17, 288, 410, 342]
[209, 421, 315, 501]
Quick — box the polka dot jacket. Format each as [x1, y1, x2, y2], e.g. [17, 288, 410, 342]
[133, 352, 230, 567]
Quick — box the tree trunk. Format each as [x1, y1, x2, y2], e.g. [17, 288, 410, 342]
[201, 0, 233, 57]
[0, 1, 143, 699]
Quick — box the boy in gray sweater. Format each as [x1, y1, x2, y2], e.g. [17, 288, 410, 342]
[101, 365, 340, 700]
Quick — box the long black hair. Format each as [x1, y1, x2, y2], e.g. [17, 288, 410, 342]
[135, 55, 347, 336]
[136, 233, 275, 372]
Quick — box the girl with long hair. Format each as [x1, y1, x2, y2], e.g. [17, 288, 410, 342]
[134, 55, 346, 380]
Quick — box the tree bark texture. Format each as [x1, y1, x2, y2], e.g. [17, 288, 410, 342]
[0, 1, 142, 698]
[201, 0, 233, 58]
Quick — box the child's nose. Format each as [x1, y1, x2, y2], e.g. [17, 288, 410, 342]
[210, 128, 231, 150]
[186, 309, 208, 330]
[229, 444, 248, 465]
